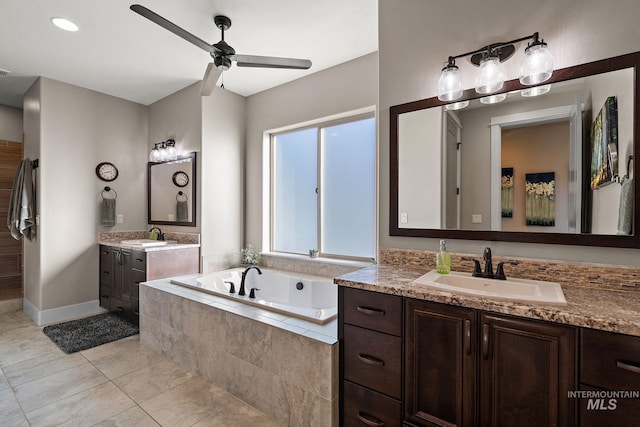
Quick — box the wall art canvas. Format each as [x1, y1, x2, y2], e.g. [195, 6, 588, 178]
[590, 96, 618, 189]
[526, 172, 555, 226]
[501, 167, 514, 218]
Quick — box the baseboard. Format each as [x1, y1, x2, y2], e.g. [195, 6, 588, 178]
[23, 298, 108, 326]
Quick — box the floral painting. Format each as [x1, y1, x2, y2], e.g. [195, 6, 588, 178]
[525, 172, 555, 226]
[501, 167, 514, 218]
[590, 96, 618, 189]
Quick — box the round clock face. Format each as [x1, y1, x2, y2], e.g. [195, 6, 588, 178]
[96, 162, 118, 182]
[172, 171, 189, 187]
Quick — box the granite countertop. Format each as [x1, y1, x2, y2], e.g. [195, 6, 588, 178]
[335, 265, 640, 337]
[98, 240, 200, 252]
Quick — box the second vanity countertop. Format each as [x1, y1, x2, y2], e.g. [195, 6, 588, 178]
[335, 265, 640, 337]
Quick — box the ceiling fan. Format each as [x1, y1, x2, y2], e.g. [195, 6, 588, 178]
[130, 4, 312, 96]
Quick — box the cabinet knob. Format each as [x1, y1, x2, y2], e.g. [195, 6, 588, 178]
[356, 411, 384, 427]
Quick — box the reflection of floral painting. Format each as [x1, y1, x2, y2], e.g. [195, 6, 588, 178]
[501, 167, 513, 218]
[590, 96, 618, 189]
[526, 172, 555, 226]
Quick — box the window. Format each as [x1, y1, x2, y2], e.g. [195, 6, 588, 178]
[271, 114, 376, 260]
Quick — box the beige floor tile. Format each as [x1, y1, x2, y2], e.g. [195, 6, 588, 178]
[13, 361, 108, 412]
[113, 357, 195, 403]
[140, 377, 226, 426]
[0, 327, 61, 368]
[191, 392, 283, 427]
[25, 381, 135, 427]
[85, 337, 167, 380]
[92, 406, 160, 427]
[80, 334, 141, 361]
[0, 371, 10, 392]
[3, 351, 87, 387]
[0, 311, 33, 334]
[0, 388, 24, 425]
[1, 413, 30, 427]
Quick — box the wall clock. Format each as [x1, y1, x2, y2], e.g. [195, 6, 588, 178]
[172, 171, 189, 187]
[96, 162, 119, 182]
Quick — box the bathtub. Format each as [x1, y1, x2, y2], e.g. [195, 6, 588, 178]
[170, 267, 337, 324]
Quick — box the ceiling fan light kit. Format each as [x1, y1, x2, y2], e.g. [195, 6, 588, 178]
[130, 4, 312, 96]
[437, 32, 554, 103]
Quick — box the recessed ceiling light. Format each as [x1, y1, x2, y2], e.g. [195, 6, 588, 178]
[51, 17, 79, 32]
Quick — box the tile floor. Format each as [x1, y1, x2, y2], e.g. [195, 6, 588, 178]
[0, 311, 282, 426]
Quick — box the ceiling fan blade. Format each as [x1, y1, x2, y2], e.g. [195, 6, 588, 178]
[130, 4, 216, 54]
[230, 54, 312, 70]
[200, 63, 223, 96]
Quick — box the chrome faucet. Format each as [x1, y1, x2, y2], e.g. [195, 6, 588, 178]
[239, 266, 262, 296]
[464, 247, 519, 280]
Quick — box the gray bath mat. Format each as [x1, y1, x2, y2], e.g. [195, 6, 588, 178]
[43, 312, 139, 354]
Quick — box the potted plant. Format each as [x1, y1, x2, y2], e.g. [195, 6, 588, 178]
[241, 244, 261, 265]
[309, 248, 319, 259]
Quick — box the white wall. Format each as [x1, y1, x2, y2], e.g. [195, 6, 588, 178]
[245, 52, 378, 249]
[379, 0, 640, 266]
[0, 104, 23, 141]
[24, 77, 148, 312]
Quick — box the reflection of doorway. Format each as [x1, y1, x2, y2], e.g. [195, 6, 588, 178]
[443, 112, 461, 229]
[489, 104, 582, 232]
[0, 140, 24, 301]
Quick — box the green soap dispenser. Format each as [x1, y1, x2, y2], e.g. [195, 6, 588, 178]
[436, 239, 451, 274]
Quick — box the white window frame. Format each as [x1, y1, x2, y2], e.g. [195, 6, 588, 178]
[264, 108, 377, 262]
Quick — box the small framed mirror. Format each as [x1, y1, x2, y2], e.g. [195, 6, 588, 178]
[148, 152, 197, 226]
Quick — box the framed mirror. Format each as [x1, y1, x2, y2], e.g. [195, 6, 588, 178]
[148, 152, 197, 227]
[390, 51, 639, 248]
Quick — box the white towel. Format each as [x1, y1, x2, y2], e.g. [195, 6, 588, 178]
[7, 159, 36, 241]
[617, 177, 633, 235]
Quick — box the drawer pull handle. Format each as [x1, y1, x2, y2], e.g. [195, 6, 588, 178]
[356, 411, 384, 427]
[136, 258, 144, 262]
[101, 295, 109, 299]
[464, 319, 471, 355]
[356, 306, 385, 316]
[616, 360, 640, 374]
[482, 323, 489, 359]
[134, 311, 140, 315]
[357, 353, 385, 367]
[116, 306, 124, 312]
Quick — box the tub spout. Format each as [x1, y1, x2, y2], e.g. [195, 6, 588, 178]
[239, 266, 262, 296]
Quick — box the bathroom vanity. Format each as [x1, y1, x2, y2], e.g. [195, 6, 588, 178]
[98, 234, 200, 324]
[337, 265, 640, 427]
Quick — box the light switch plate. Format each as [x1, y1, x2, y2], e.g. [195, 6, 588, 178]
[472, 214, 482, 224]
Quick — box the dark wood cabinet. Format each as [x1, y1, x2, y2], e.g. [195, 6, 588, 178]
[579, 329, 640, 426]
[340, 287, 403, 427]
[404, 300, 476, 427]
[99, 244, 199, 324]
[479, 312, 577, 427]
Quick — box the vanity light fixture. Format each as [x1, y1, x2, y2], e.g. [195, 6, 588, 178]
[149, 139, 180, 162]
[520, 84, 551, 97]
[51, 17, 79, 32]
[445, 100, 470, 111]
[437, 32, 553, 101]
[480, 93, 507, 104]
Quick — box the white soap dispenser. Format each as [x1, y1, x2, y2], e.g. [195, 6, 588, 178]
[436, 239, 451, 274]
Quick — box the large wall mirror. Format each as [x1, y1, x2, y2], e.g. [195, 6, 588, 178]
[390, 51, 640, 247]
[148, 152, 197, 227]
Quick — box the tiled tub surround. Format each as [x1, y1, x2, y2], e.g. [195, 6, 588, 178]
[336, 248, 640, 337]
[140, 278, 338, 427]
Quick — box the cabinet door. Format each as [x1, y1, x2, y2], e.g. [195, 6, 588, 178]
[404, 299, 476, 427]
[121, 250, 133, 300]
[479, 313, 577, 427]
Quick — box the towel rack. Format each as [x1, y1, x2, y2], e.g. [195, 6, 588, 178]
[32, 159, 39, 169]
[615, 156, 634, 183]
[176, 191, 188, 202]
[101, 186, 117, 199]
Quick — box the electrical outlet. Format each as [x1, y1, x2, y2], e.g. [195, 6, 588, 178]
[472, 214, 482, 224]
[168, 214, 175, 221]
[400, 212, 408, 223]
[116, 214, 124, 224]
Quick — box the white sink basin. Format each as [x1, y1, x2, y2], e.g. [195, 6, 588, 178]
[413, 270, 567, 306]
[120, 239, 173, 247]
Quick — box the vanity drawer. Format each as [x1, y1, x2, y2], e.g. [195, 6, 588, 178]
[342, 287, 402, 336]
[579, 384, 640, 427]
[581, 328, 640, 391]
[99, 285, 111, 310]
[131, 250, 146, 272]
[343, 381, 401, 427]
[99, 245, 113, 264]
[131, 269, 146, 298]
[100, 266, 113, 287]
[344, 324, 402, 399]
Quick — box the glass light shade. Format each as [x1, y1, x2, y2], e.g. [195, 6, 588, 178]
[149, 144, 160, 162]
[165, 140, 178, 161]
[437, 65, 463, 101]
[519, 43, 553, 85]
[445, 100, 469, 110]
[521, 84, 551, 97]
[480, 93, 507, 104]
[475, 56, 505, 94]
